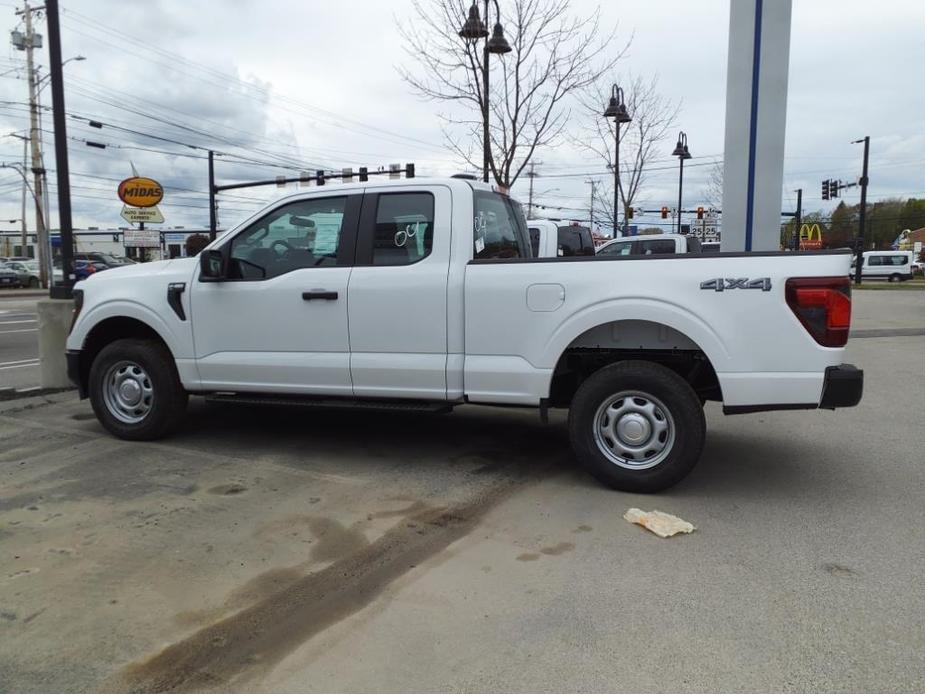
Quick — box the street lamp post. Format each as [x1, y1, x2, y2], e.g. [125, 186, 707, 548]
[459, 0, 511, 184]
[672, 131, 692, 234]
[602, 84, 631, 237]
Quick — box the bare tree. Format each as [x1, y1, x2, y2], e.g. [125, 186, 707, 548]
[397, 0, 626, 189]
[574, 74, 679, 232]
[701, 159, 724, 211]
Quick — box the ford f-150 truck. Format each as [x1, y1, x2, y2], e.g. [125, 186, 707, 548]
[65, 177, 863, 492]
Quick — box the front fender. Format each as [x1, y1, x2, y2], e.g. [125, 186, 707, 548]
[540, 296, 731, 371]
[67, 299, 189, 359]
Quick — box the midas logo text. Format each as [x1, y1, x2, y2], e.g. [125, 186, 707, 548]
[118, 177, 164, 208]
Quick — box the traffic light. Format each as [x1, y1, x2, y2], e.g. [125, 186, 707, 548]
[830, 180, 840, 198]
[626, 206, 634, 220]
[696, 206, 704, 219]
[821, 179, 830, 200]
[660, 206, 669, 219]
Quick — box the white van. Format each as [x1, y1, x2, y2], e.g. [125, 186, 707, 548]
[852, 250, 914, 282]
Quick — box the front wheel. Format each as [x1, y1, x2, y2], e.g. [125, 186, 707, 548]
[28, 277, 39, 288]
[568, 361, 706, 493]
[88, 338, 188, 440]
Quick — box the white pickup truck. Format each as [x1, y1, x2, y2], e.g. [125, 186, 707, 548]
[66, 177, 863, 492]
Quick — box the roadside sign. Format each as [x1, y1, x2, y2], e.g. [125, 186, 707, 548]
[121, 205, 164, 224]
[123, 228, 161, 248]
[915, 241, 923, 254]
[118, 177, 164, 208]
[799, 223, 823, 250]
[164, 232, 187, 244]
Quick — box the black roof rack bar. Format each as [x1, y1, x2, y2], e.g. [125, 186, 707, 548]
[213, 163, 416, 193]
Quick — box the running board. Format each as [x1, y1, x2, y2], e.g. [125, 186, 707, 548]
[204, 392, 456, 414]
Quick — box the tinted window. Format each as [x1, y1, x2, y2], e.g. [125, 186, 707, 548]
[638, 239, 676, 255]
[558, 229, 579, 256]
[529, 227, 541, 257]
[230, 197, 346, 279]
[598, 241, 634, 256]
[890, 255, 908, 266]
[372, 193, 434, 266]
[578, 229, 595, 255]
[473, 191, 530, 259]
[867, 256, 883, 266]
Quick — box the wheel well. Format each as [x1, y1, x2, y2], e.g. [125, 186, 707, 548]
[548, 320, 722, 408]
[77, 317, 171, 393]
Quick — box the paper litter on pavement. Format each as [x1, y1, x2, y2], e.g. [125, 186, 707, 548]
[623, 508, 696, 538]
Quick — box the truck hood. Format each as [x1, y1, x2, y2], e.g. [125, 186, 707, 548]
[77, 257, 198, 287]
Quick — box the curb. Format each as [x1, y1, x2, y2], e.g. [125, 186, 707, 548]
[0, 290, 48, 298]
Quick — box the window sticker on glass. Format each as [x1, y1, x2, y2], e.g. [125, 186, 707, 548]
[475, 237, 485, 254]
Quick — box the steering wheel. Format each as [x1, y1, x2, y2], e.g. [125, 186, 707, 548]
[270, 239, 294, 256]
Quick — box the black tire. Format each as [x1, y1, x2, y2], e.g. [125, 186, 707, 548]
[88, 338, 188, 440]
[28, 277, 39, 288]
[889, 274, 901, 283]
[568, 360, 705, 493]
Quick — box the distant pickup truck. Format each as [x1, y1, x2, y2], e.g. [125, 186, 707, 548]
[597, 233, 704, 256]
[66, 178, 863, 492]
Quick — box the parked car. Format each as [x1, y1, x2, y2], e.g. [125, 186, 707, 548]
[66, 177, 863, 493]
[3, 260, 40, 288]
[850, 250, 914, 282]
[52, 260, 103, 284]
[73, 252, 135, 269]
[0, 263, 19, 288]
[596, 233, 702, 256]
[911, 259, 924, 275]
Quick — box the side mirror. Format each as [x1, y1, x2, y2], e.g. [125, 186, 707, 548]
[199, 249, 225, 281]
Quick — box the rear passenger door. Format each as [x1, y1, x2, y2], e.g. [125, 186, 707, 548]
[347, 186, 451, 399]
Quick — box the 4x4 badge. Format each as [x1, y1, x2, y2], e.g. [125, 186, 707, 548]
[700, 278, 772, 292]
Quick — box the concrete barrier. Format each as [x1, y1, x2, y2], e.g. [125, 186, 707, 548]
[37, 298, 74, 389]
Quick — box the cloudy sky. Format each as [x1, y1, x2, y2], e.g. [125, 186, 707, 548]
[0, 0, 922, 233]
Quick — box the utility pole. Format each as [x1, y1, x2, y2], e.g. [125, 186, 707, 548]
[208, 150, 217, 239]
[526, 161, 542, 220]
[44, 0, 76, 297]
[585, 178, 597, 232]
[15, 1, 49, 286]
[792, 188, 802, 250]
[10, 133, 29, 255]
[853, 136, 870, 286]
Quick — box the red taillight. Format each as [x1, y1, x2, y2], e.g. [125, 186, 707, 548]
[786, 277, 851, 347]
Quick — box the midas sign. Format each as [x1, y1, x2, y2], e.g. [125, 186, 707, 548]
[118, 177, 163, 208]
[799, 223, 823, 250]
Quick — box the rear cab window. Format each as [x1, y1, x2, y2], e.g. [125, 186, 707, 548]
[473, 190, 531, 259]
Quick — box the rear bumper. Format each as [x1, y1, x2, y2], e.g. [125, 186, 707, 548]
[819, 363, 863, 409]
[66, 349, 87, 399]
[723, 363, 863, 415]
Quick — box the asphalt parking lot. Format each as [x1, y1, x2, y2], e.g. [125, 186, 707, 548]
[1, 293, 923, 693]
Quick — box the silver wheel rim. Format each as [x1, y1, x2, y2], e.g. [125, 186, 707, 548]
[102, 360, 154, 424]
[593, 390, 675, 470]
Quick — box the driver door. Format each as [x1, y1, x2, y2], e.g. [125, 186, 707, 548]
[190, 194, 360, 394]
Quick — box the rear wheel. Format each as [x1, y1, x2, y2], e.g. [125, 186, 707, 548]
[88, 338, 187, 440]
[889, 273, 902, 283]
[28, 277, 39, 288]
[568, 361, 705, 493]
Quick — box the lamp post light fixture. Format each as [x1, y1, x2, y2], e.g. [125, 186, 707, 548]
[459, 0, 511, 183]
[602, 84, 631, 237]
[671, 131, 692, 234]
